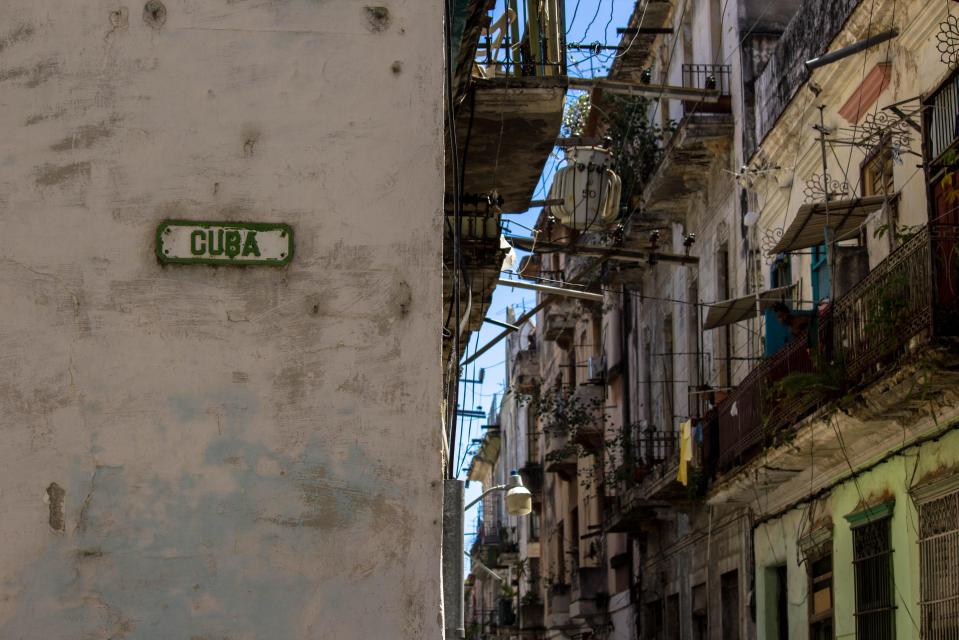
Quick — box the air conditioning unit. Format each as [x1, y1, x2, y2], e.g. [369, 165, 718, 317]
[547, 146, 621, 230]
[586, 355, 606, 384]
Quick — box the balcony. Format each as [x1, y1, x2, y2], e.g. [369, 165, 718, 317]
[519, 601, 545, 630]
[640, 66, 734, 220]
[544, 428, 577, 478]
[682, 64, 732, 114]
[753, 0, 861, 145]
[541, 298, 577, 342]
[569, 383, 605, 451]
[570, 566, 606, 622]
[716, 224, 959, 473]
[445, 0, 567, 365]
[512, 347, 541, 392]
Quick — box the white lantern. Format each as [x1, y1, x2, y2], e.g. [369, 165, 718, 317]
[547, 146, 622, 230]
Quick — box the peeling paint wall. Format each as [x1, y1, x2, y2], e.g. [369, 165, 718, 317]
[0, 1, 443, 638]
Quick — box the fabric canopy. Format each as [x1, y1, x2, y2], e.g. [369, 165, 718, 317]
[703, 284, 796, 330]
[767, 195, 888, 255]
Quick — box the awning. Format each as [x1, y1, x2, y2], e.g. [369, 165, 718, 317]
[767, 195, 888, 255]
[703, 284, 795, 330]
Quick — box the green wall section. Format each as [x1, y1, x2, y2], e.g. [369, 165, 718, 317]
[755, 425, 959, 639]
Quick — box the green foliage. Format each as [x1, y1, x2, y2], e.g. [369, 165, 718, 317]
[560, 93, 675, 213]
[562, 93, 591, 137]
[872, 222, 923, 244]
[772, 352, 845, 403]
[602, 94, 676, 211]
[531, 381, 604, 438]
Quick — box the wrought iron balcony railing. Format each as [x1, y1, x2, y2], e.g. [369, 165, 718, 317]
[716, 224, 959, 473]
[681, 63, 732, 114]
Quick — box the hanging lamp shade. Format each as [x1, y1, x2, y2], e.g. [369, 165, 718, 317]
[547, 146, 621, 230]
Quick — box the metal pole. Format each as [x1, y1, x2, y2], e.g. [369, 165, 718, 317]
[804, 29, 899, 70]
[496, 278, 604, 301]
[443, 480, 466, 640]
[817, 105, 836, 302]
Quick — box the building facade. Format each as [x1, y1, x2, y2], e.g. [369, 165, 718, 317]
[0, 1, 445, 637]
[468, 0, 959, 639]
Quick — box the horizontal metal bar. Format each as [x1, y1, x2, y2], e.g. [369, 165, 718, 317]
[483, 317, 519, 331]
[555, 136, 604, 147]
[569, 76, 721, 102]
[496, 278, 604, 301]
[504, 234, 699, 265]
[527, 198, 565, 207]
[617, 27, 673, 35]
[805, 28, 899, 70]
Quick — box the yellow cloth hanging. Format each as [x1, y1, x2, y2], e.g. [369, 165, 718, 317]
[677, 420, 692, 486]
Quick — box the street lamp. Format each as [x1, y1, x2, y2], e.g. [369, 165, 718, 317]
[443, 471, 533, 640]
[464, 471, 532, 517]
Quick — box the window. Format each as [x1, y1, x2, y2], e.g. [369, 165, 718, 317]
[771, 254, 792, 289]
[918, 487, 959, 636]
[852, 516, 895, 639]
[644, 599, 664, 640]
[862, 141, 895, 197]
[662, 315, 674, 429]
[666, 593, 680, 640]
[721, 570, 740, 639]
[528, 509, 540, 541]
[556, 519, 566, 584]
[692, 583, 707, 640]
[716, 243, 732, 387]
[808, 550, 834, 640]
[772, 564, 788, 640]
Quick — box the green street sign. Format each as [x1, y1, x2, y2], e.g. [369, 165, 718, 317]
[156, 220, 293, 266]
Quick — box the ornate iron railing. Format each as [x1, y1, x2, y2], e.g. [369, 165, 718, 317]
[832, 226, 934, 380]
[717, 328, 818, 472]
[716, 224, 959, 472]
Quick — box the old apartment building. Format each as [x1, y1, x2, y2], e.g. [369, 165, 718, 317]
[465, 0, 959, 639]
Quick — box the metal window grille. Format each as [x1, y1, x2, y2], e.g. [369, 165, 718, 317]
[926, 73, 959, 163]
[919, 489, 959, 638]
[852, 517, 895, 640]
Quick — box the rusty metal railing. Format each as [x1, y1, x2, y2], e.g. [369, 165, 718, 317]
[716, 224, 959, 473]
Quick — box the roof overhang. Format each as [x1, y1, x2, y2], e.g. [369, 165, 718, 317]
[768, 195, 888, 255]
[703, 284, 796, 330]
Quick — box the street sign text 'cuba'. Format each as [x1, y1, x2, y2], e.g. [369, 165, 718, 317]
[156, 220, 293, 266]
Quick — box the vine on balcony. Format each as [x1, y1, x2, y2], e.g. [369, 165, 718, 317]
[561, 93, 676, 213]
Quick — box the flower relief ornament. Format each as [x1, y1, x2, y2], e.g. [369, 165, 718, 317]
[803, 173, 849, 203]
[938, 13, 959, 67]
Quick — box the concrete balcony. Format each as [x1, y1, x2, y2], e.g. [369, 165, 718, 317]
[640, 111, 733, 220]
[546, 583, 571, 628]
[544, 429, 577, 478]
[569, 567, 607, 623]
[511, 347, 541, 392]
[541, 298, 576, 342]
[569, 383, 605, 452]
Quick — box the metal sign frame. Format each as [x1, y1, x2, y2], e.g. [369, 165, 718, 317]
[156, 220, 293, 266]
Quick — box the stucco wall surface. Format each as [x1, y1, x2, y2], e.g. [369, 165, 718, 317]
[0, 1, 443, 638]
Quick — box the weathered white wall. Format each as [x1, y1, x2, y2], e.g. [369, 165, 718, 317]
[0, 1, 443, 637]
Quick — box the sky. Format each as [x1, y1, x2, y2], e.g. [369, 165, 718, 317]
[458, 0, 635, 558]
